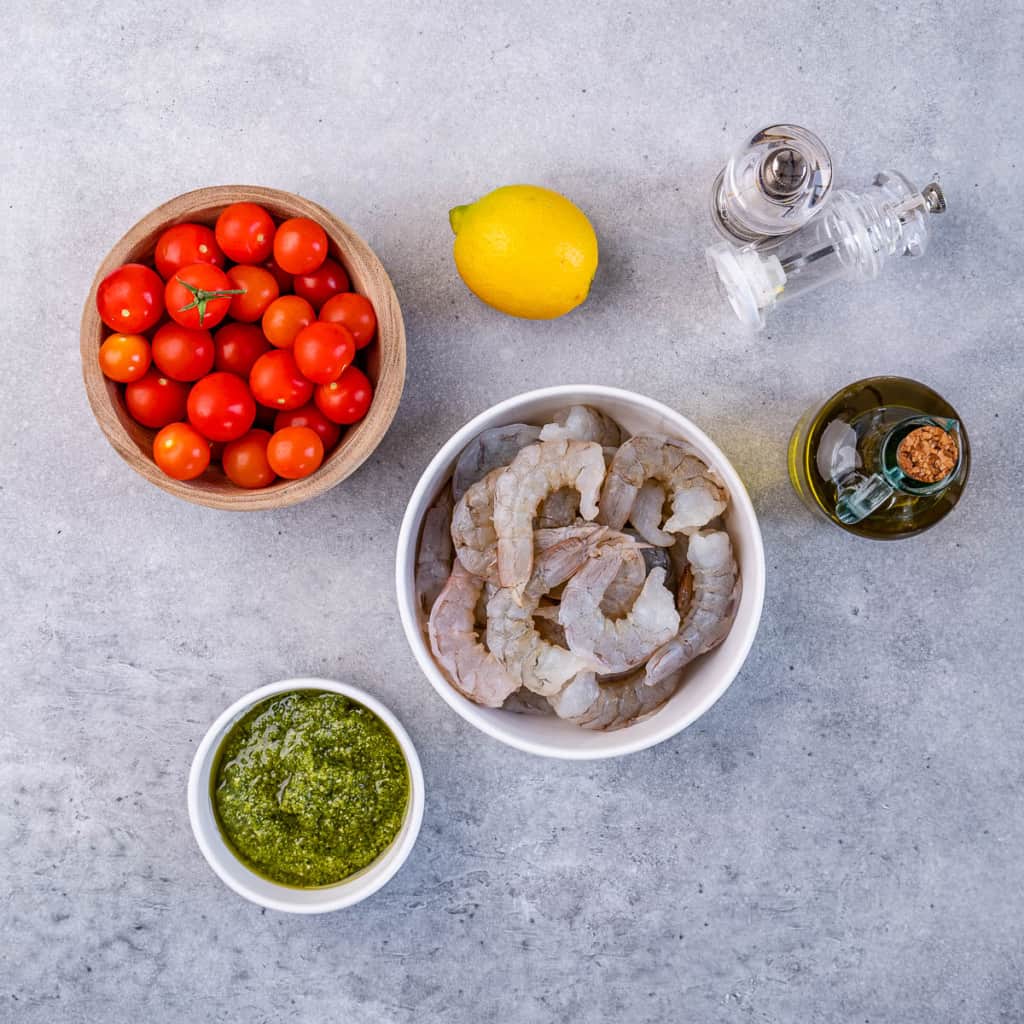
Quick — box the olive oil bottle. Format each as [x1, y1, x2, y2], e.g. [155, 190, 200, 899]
[788, 376, 970, 539]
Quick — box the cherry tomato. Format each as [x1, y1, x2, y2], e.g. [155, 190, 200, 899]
[273, 217, 327, 275]
[165, 263, 242, 329]
[154, 223, 224, 279]
[151, 323, 214, 381]
[98, 333, 151, 383]
[214, 322, 270, 376]
[222, 429, 276, 488]
[125, 369, 190, 429]
[262, 256, 293, 293]
[274, 404, 341, 450]
[292, 322, 355, 384]
[187, 372, 257, 442]
[226, 265, 280, 323]
[293, 258, 350, 310]
[319, 292, 377, 349]
[249, 350, 314, 410]
[266, 426, 324, 479]
[96, 264, 165, 332]
[314, 365, 373, 424]
[153, 422, 211, 481]
[215, 202, 275, 263]
[261, 295, 315, 348]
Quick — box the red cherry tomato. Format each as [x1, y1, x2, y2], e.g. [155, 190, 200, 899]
[261, 295, 315, 348]
[226, 265, 280, 323]
[98, 333, 151, 383]
[96, 264, 165, 332]
[215, 202, 276, 263]
[314, 365, 373, 424]
[125, 369, 190, 429]
[249, 350, 314, 410]
[319, 292, 377, 350]
[273, 217, 327, 275]
[186, 372, 257, 442]
[151, 323, 214, 381]
[154, 223, 224, 279]
[165, 263, 242, 329]
[222, 429, 276, 488]
[266, 426, 324, 479]
[262, 256, 293, 293]
[214, 322, 270, 376]
[292, 322, 355, 384]
[274, 404, 341, 450]
[153, 422, 211, 481]
[293, 258, 350, 310]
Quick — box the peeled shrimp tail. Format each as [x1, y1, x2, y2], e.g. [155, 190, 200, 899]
[428, 562, 519, 708]
[539, 405, 623, 447]
[450, 468, 503, 581]
[645, 530, 739, 685]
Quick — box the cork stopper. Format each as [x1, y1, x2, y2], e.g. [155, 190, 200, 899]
[897, 425, 958, 483]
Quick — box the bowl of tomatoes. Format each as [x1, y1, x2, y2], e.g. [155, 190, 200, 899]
[81, 185, 405, 509]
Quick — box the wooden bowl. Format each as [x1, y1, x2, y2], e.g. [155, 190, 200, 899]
[80, 185, 406, 510]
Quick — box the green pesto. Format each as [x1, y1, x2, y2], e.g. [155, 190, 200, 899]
[212, 690, 409, 888]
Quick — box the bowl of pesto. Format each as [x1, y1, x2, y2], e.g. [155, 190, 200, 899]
[188, 678, 424, 913]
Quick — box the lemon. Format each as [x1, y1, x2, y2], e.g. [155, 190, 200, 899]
[449, 184, 599, 320]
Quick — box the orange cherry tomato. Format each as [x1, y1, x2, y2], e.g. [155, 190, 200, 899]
[215, 202, 276, 263]
[293, 258, 350, 310]
[98, 333, 151, 383]
[96, 263, 165, 332]
[125, 369, 190, 429]
[249, 350, 314, 410]
[273, 217, 327, 275]
[187, 372, 257, 442]
[222, 429, 277, 488]
[153, 422, 211, 481]
[154, 223, 224, 279]
[292, 322, 355, 384]
[319, 292, 377, 349]
[151, 323, 215, 381]
[261, 295, 315, 348]
[266, 426, 324, 479]
[314, 365, 373, 424]
[274, 404, 341, 450]
[226, 265, 280, 323]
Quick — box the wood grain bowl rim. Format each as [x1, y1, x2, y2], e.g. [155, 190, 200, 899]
[80, 185, 406, 511]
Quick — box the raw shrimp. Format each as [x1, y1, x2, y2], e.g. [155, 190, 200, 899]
[415, 486, 453, 615]
[599, 541, 647, 618]
[629, 480, 674, 547]
[428, 561, 518, 707]
[599, 434, 728, 537]
[535, 487, 579, 529]
[539, 405, 623, 447]
[450, 468, 503, 581]
[549, 668, 682, 732]
[452, 423, 541, 502]
[486, 530, 607, 695]
[559, 544, 680, 673]
[645, 530, 739, 684]
[502, 688, 553, 715]
[493, 439, 606, 601]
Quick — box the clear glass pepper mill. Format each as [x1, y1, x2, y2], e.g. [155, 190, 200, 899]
[710, 124, 833, 244]
[708, 170, 947, 330]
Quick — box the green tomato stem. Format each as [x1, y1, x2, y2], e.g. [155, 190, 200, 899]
[175, 277, 245, 326]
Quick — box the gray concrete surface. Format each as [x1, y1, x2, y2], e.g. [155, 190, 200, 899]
[2, 1, 1022, 1021]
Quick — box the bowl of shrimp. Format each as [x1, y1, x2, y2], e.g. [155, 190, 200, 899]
[395, 385, 765, 759]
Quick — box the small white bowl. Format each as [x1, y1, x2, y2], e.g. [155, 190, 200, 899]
[396, 385, 766, 760]
[187, 678, 424, 913]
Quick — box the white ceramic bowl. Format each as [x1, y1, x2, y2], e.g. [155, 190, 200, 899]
[187, 678, 424, 913]
[396, 385, 765, 759]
